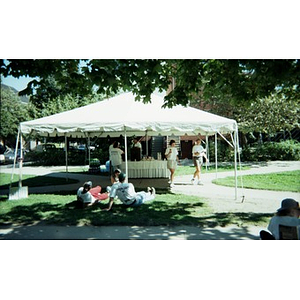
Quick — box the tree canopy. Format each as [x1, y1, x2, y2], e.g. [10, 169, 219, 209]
[1, 59, 299, 107]
[1, 59, 299, 137]
[0, 86, 29, 146]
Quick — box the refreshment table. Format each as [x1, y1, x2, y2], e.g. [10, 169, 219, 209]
[120, 160, 168, 178]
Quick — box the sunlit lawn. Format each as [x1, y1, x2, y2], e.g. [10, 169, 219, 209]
[1, 166, 295, 228]
[213, 170, 300, 192]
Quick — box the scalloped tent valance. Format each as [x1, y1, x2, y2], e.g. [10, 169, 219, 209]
[20, 92, 238, 137]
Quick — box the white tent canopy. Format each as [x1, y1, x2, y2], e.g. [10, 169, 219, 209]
[20, 92, 238, 137]
[18, 92, 242, 200]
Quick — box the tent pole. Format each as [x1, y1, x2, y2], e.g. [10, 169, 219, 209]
[10, 127, 20, 189]
[88, 134, 91, 166]
[236, 129, 245, 202]
[205, 135, 208, 172]
[234, 130, 238, 200]
[124, 128, 128, 182]
[145, 130, 148, 157]
[19, 131, 23, 189]
[65, 134, 69, 181]
[215, 133, 218, 179]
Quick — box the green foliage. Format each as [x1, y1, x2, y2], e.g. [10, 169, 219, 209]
[260, 140, 300, 160]
[90, 147, 108, 165]
[2, 59, 300, 108]
[241, 140, 300, 161]
[26, 149, 66, 166]
[207, 140, 235, 162]
[234, 94, 300, 134]
[89, 158, 100, 167]
[0, 86, 29, 145]
[29, 92, 105, 119]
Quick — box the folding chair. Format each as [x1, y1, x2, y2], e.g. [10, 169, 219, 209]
[259, 230, 275, 240]
[279, 225, 299, 240]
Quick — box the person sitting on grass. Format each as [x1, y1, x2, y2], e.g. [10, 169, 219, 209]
[111, 168, 121, 184]
[102, 173, 156, 211]
[77, 181, 109, 208]
[267, 198, 300, 239]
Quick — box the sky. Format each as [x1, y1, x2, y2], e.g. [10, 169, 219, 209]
[1, 75, 33, 91]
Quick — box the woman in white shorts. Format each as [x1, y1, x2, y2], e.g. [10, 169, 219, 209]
[191, 138, 208, 185]
[165, 139, 179, 187]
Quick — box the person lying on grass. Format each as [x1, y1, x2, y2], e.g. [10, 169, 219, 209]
[77, 181, 109, 208]
[102, 173, 155, 211]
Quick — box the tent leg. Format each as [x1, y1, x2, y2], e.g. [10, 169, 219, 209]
[234, 130, 238, 201]
[9, 128, 28, 200]
[88, 135, 91, 166]
[215, 133, 218, 179]
[65, 135, 68, 181]
[124, 129, 128, 182]
[10, 128, 20, 189]
[205, 135, 208, 172]
[236, 130, 245, 202]
[19, 131, 23, 189]
[145, 131, 148, 157]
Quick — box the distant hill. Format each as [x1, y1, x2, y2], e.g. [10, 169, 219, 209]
[1, 84, 29, 103]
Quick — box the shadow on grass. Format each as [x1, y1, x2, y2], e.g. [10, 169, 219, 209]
[0, 197, 273, 228]
[0, 175, 79, 190]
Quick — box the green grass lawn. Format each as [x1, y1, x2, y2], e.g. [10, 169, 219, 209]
[171, 164, 249, 176]
[54, 164, 250, 176]
[213, 170, 300, 192]
[2, 166, 296, 228]
[0, 192, 272, 228]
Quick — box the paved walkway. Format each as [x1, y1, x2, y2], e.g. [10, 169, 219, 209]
[0, 223, 261, 240]
[0, 161, 299, 239]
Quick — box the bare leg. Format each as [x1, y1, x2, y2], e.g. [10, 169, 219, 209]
[170, 168, 175, 183]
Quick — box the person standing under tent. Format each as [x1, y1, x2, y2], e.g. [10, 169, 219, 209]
[165, 139, 179, 188]
[133, 137, 142, 149]
[110, 141, 124, 172]
[131, 137, 142, 161]
[191, 138, 209, 185]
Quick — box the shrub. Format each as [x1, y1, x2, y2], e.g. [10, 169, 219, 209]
[261, 140, 300, 160]
[241, 140, 300, 161]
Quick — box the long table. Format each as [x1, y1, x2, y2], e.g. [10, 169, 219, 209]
[120, 160, 168, 178]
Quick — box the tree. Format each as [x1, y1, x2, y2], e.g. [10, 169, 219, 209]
[234, 94, 300, 135]
[1, 59, 299, 108]
[0, 85, 29, 146]
[28, 93, 106, 119]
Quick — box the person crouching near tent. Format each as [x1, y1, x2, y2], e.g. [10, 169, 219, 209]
[77, 181, 109, 208]
[165, 139, 179, 188]
[102, 173, 156, 211]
